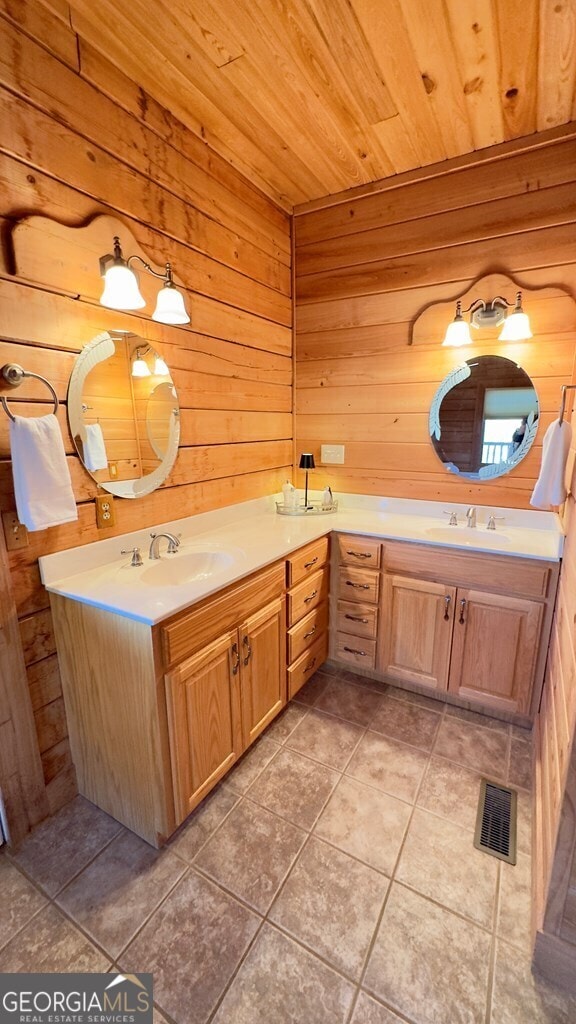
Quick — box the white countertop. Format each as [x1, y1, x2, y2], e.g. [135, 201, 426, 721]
[39, 494, 564, 625]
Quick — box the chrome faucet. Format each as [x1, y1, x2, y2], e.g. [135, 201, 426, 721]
[465, 506, 477, 529]
[149, 532, 181, 559]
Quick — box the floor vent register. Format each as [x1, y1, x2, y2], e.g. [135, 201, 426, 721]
[474, 779, 517, 865]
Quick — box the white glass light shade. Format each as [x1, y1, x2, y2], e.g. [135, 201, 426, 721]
[152, 284, 190, 325]
[100, 264, 145, 310]
[132, 356, 151, 377]
[153, 356, 169, 375]
[442, 318, 473, 347]
[498, 311, 533, 342]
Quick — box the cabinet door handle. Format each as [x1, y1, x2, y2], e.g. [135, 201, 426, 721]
[304, 589, 318, 603]
[346, 550, 371, 559]
[242, 634, 252, 665]
[304, 557, 318, 568]
[343, 646, 368, 656]
[303, 626, 317, 639]
[459, 598, 466, 624]
[305, 656, 317, 672]
[345, 614, 369, 623]
[230, 642, 240, 675]
[346, 581, 370, 589]
[443, 595, 451, 621]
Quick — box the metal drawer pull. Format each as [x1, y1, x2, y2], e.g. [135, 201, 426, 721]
[305, 657, 317, 672]
[230, 642, 240, 675]
[304, 557, 318, 568]
[459, 598, 466, 624]
[242, 634, 252, 665]
[443, 595, 451, 621]
[303, 627, 317, 639]
[346, 581, 370, 589]
[345, 614, 369, 623]
[346, 550, 372, 559]
[304, 589, 318, 603]
[343, 646, 367, 656]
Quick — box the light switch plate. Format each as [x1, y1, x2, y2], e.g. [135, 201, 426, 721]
[321, 444, 345, 464]
[95, 494, 115, 529]
[2, 512, 29, 550]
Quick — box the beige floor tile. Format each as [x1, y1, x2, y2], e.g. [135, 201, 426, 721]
[247, 748, 339, 829]
[10, 796, 123, 896]
[121, 870, 259, 1024]
[350, 992, 406, 1023]
[371, 696, 442, 751]
[269, 837, 388, 979]
[346, 730, 428, 803]
[396, 807, 498, 928]
[315, 776, 410, 876]
[417, 756, 483, 832]
[293, 671, 331, 706]
[56, 829, 187, 957]
[364, 883, 491, 1024]
[433, 716, 509, 779]
[0, 904, 110, 972]
[497, 852, 532, 952]
[264, 702, 309, 743]
[211, 923, 354, 1024]
[285, 708, 363, 770]
[508, 736, 532, 791]
[386, 685, 445, 712]
[168, 784, 240, 861]
[226, 735, 280, 792]
[446, 703, 510, 734]
[195, 799, 306, 913]
[315, 677, 385, 727]
[491, 940, 576, 1023]
[0, 857, 47, 951]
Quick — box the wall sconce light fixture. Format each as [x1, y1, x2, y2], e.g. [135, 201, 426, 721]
[131, 346, 170, 378]
[299, 452, 315, 509]
[443, 291, 532, 347]
[99, 236, 190, 326]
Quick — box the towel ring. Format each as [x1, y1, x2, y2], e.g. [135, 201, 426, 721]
[559, 384, 576, 426]
[0, 363, 59, 422]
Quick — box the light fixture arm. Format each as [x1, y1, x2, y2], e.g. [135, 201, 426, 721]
[127, 254, 174, 287]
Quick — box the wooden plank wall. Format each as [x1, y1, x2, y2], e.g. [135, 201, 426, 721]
[533, 402, 576, 990]
[0, 1, 292, 827]
[294, 131, 576, 508]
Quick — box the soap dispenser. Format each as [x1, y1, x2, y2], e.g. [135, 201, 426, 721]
[282, 480, 297, 510]
[322, 485, 333, 509]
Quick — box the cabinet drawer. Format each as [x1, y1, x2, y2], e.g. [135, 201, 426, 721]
[337, 534, 381, 568]
[288, 567, 329, 626]
[288, 633, 328, 699]
[336, 600, 378, 639]
[335, 632, 377, 670]
[288, 602, 328, 663]
[338, 566, 379, 604]
[287, 536, 329, 587]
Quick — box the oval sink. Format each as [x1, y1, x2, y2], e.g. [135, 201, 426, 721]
[425, 526, 510, 548]
[140, 549, 235, 586]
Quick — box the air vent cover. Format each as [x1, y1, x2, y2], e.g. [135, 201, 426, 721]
[474, 779, 517, 865]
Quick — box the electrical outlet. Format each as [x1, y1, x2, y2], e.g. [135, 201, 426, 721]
[1, 512, 29, 551]
[321, 444, 345, 464]
[95, 494, 115, 529]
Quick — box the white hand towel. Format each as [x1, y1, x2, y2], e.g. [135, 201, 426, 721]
[82, 422, 108, 471]
[10, 413, 78, 531]
[530, 419, 572, 509]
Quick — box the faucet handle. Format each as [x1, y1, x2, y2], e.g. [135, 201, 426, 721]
[443, 510, 459, 526]
[487, 515, 505, 531]
[121, 547, 143, 567]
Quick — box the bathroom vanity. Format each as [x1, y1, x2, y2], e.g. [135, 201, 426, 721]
[41, 496, 562, 846]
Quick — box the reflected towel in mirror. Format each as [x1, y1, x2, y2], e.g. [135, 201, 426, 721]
[82, 422, 108, 471]
[10, 413, 78, 530]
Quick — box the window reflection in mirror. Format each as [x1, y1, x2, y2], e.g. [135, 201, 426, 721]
[67, 331, 180, 498]
[429, 355, 539, 481]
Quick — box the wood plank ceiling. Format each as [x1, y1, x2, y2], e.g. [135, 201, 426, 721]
[62, 0, 576, 209]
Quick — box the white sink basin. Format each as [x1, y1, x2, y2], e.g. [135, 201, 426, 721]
[425, 526, 510, 548]
[138, 549, 235, 586]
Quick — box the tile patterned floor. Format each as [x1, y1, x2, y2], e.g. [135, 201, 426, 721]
[2, 666, 576, 1024]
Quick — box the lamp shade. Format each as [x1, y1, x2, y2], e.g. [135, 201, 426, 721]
[498, 311, 532, 342]
[152, 284, 190, 325]
[153, 356, 169, 375]
[299, 453, 315, 470]
[131, 354, 151, 377]
[442, 318, 472, 347]
[100, 264, 145, 310]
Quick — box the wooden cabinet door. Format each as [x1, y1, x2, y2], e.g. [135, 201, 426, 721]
[448, 589, 543, 715]
[165, 630, 242, 825]
[378, 575, 456, 692]
[240, 596, 286, 747]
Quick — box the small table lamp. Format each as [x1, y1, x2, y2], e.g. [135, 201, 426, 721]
[299, 452, 315, 509]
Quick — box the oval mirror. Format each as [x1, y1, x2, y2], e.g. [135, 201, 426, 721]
[67, 331, 180, 498]
[429, 355, 539, 480]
